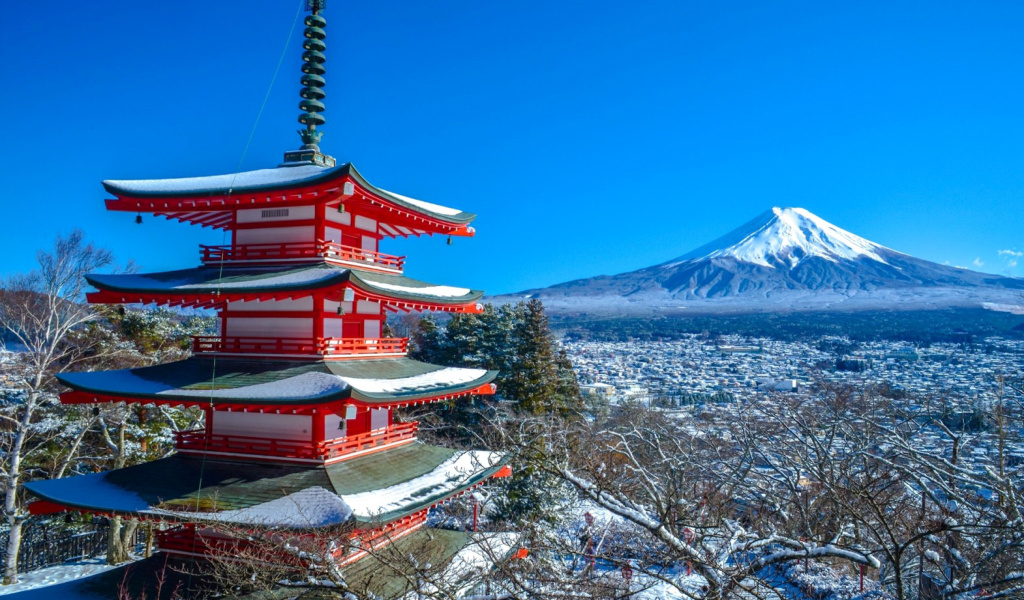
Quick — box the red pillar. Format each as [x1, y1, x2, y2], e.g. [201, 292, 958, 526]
[312, 292, 325, 342]
[312, 411, 325, 444]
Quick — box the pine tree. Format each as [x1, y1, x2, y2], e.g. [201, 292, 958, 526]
[410, 315, 449, 365]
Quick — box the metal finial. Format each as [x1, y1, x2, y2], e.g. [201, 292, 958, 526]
[298, 1, 327, 149]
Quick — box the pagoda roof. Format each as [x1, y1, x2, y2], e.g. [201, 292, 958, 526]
[85, 263, 484, 311]
[102, 162, 476, 226]
[58, 357, 496, 409]
[24, 442, 508, 528]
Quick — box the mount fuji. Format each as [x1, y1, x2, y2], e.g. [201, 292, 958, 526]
[493, 207, 1024, 315]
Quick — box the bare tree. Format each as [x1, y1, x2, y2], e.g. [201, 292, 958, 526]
[482, 403, 880, 600]
[0, 230, 112, 584]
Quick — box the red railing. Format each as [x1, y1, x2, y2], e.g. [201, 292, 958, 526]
[318, 337, 409, 356]
[200, 241, 405, 272]
[157, 511, 430, 564]
[191, 336, 408, 357]
[318, 241, 405, 272]
[175, 421, 420, 461]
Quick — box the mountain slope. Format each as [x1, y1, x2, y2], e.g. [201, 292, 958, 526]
[493, 208, 1024, 315]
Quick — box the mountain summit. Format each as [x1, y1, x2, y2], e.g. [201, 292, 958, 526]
[666, 207, 890, 269]
[495, 207, 1023, 315]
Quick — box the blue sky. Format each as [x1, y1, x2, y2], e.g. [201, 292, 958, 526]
[1, 0, 1022, 294]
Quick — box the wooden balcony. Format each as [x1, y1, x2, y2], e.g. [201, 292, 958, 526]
[191, 336, 409, 358]
[200, 241, 405, 273]
[175, 421, 420, 463]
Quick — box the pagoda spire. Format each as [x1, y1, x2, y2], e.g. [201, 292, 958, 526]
[284, 0, 336, 167]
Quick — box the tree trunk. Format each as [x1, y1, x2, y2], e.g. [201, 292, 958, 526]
[145, 522, 154, 558]
[2, 394, 36, 585]
[2, 513, 24, 585]
[107, 516, 130, 565]
[121, 519, 139, 557]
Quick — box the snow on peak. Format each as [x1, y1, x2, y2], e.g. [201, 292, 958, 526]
[669, 207, 891, 269]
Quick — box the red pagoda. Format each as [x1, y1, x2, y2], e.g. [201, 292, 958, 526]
[25, 1, 509, 570]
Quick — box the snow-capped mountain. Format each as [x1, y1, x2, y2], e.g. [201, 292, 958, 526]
[668, 207, 890, 269]
[493, 207, 1024, 315]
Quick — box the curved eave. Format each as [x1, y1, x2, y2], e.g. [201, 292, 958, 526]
[24, 461, 511, 530]
[24, 446, 512, 530]
[344, 164, 476, 225]
[103, 162, 476, 228]
[103, 163, 353, 199]
[350, 458, 511, 526]
[84, 267, 485, 313]
[56, 367, 498, 410]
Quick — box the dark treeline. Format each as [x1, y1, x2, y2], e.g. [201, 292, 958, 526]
[410, 299, 582, 417]
[556, 308, 1024, 343]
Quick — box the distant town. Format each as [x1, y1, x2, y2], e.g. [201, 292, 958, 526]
[567, 334, 1023, 409]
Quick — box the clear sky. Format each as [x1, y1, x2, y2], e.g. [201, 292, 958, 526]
[1, 0, 1022, 294]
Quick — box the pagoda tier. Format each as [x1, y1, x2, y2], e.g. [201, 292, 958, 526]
[57, 357, 496, 410]
[102, 162, 476, 238]
[24, 444, 511, 563]
[58, 357, 496, 463]
[26, 444, 507, 528]
[85, 264, 484, 314]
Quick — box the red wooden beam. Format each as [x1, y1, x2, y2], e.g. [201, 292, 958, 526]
[28, 500, 71, 515]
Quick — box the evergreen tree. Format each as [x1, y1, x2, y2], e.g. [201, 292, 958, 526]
[405, 301, 584, 524]
[410, 315, 446, 365]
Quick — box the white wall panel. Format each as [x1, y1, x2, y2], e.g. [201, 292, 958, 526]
[356, 300, 380, 315]
[354, 215, 376, 232]
[212, 411, 311, 441]
[225, 317, 312, 338]
[226, 298, 314, 312]
[236, 226, 314, 245]
[325, 211, 352, 225]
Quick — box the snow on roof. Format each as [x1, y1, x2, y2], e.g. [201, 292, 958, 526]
[63, 364, 489, 401]
[359, 279, 471, 299]
[88, 266, 483, 304]
[341, 450, 502, 519]
[89, 267, 341, 293]
[155, 486, 353, 528]
[173, 372, 347, 400]
[104, 164, 335, 196]
[335, 367, 488, 395]
[25, 472, 150, 513]
[379, 189, 464, 217]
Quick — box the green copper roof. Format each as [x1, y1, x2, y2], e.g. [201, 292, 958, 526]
[24, 443, 508, 528]
[85, 263, 484, 306]
[57, 357, 496, 405]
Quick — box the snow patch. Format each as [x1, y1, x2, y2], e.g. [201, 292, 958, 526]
[363, 280, 471, 298]
[983, 302, 1024, 315]
[341, 450, 502, 518]
[63, 365, 488, 401]
[379, 189, 464, 217]
[0, 556, 124, 596]
[335, 367, 488, 395]
[105, 164, 332, 195]
[154, 486, 353, 528]
[92, 268, 341, 292]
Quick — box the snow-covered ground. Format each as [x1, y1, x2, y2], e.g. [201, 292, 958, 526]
[0, 556, 119, 597]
